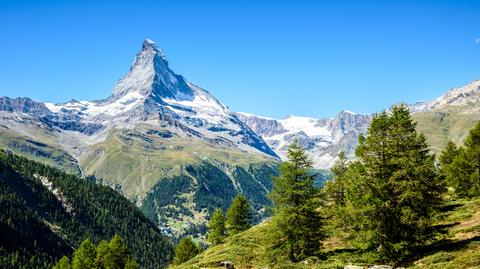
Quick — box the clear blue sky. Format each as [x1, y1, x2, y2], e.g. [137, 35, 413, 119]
[1, 0, 480, 118]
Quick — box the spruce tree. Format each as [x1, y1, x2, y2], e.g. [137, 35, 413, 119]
[53, 235, 138, 269]
[226, 194, 253, 235]
[323, 151, 352, 237]
[439, 141, 459, 168]
[439, 141, 461, 190]
[345, 105, 445, 262]
[207, 208, 226, 245]
[461, 121, 480, 196]
[267, 140, 324, 262]
[173, 237, 199, 265]
[103, 235, 134, 269]
[94, 240, 109, 268]
[53, 256, 71, 269]
[324, 151, 349, 206]
[72, 239, 97, 269]
[442, 122, 480, 197]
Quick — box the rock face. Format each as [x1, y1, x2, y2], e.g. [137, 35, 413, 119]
[408, 79, 480, 112]
[236, 111, 373, 169]
[0, 97, 51, 116]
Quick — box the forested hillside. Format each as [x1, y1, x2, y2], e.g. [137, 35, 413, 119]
[172, 107, 480, 269]
[0, 150, 173, 269]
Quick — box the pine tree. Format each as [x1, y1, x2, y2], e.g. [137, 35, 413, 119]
[323, 151, 353, 237]
[461, 121, 480, 196]
[324, 151, 349, 206]
[72, 239, 97, 269]
[439, 122, 480, 197]
[94, 240, 109, 268]
[439, 141, 460, 189]
[103, 235, 133, 269]
[173, 237, 199, 265]
[344, 105, 445, 262]
[53, 235, 138, 269]
[439, 141, 459, 168]
[226, 194, 252, 235]
[53, 256, 71, 269]
[207, 208, 226, 245]
[267, 140, 324, 262]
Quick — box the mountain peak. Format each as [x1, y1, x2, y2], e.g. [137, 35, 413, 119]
[140, 38, 166, 59]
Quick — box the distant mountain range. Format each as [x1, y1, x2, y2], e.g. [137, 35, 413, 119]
[237, 79, 480, 169]
[236, 111, 373, 169]
[0, 39, 479, 235]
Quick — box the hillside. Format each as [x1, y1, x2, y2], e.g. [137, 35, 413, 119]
[0, 150, 173, 269]
[413, 103, 480, 154]
[171, 197, 480, 269]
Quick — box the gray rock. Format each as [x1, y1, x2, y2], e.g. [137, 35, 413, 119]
[344, 266, 365, 269]
[219, 260, 234, 269]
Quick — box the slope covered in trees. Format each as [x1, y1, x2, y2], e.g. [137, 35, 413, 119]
[171, 108, 480, 269]
[0, 150, 173, 269]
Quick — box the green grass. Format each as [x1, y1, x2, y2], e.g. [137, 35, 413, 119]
[0, 126, 81, 175]
[413, 104, 480, 154]
[171, 197, 480, 269]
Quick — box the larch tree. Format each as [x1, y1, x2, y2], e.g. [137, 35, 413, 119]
[344, 104, 445, 262]
[226, 194, 253, 235]
[267, 140, 324, 262]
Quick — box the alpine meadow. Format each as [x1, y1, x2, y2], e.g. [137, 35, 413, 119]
[2, 1, 480, 269]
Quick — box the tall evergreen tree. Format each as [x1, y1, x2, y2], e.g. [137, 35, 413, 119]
[207, 208, 226, 245]
[439, 141, 460, 189]
[439, 141, 459, 168]
[344, 105, 445, 262]
[54, 236, 137, 269]
[72, 239, 97, 269]
[460, 121, 480, 196]
[52, 256, 71, 269]
[103, 235, 132, 269]
[267, 140, 324, 262]
[173, 237, 199, 265]
[324, 151, 349, 206]
[226, 194, 253, 235]
[94, 240, 109, 269]
[323, 151, 353, 237]
[443, 122, 480, 197]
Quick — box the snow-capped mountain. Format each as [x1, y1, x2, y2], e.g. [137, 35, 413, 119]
[238, 79, 480, 169]
[0, 39, 281, 236]
[408, 79, 480, 112]
[236, 111, 373, 169]
[35, 39, 276, 157]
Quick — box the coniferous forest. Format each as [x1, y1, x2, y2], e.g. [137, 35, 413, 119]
[0, 151, 173, 269]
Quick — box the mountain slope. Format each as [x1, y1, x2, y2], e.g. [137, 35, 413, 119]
[0, 39, 279, 236]
[0, 150, 173, 269]
[412, 80, 480, 153]
[172, 197, 480, 269]
[238, 79, 480, 169]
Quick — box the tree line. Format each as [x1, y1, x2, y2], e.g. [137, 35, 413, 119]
[173, 194, 253, 264]
[173, 104, 480, 266]
[0, 150, 173, 269]
[52, 235, 137, 269]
